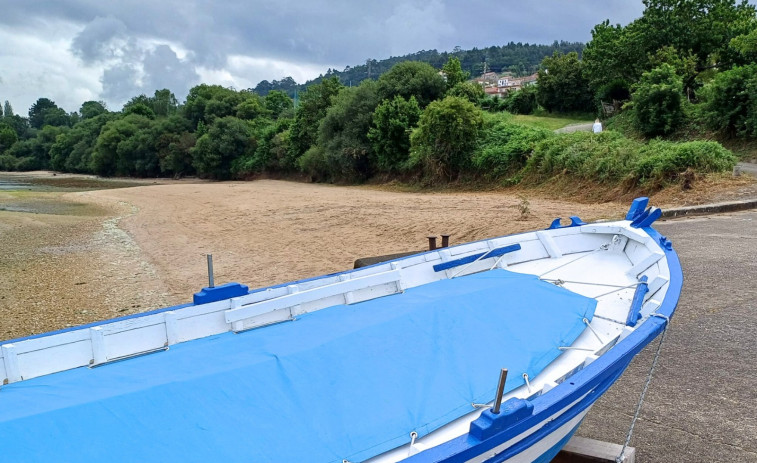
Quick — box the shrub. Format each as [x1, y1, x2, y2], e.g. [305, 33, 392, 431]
[696, 64, 757, 137]
[525, 131, 641, 183]
[0, 154, 18, 170]
[473, 121, 553, 178]
[298, 146, 330, 181]
[631, 140, 737, 186]
[446, 82, 486, 104]
[409, 96, 483, 180]
[597, 79, 632, 103]
[524, 131, 736, 189]
[503, 87, 538, 115]
[630, 64, 685, 137]
[14, 156, 42, 171]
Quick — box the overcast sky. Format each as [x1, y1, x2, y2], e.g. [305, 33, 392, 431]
[0, 1, 659, 114]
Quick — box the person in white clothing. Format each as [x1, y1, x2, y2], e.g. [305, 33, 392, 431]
[592, 118, 602, 133]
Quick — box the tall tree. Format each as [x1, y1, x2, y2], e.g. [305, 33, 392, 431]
[49, 113, 115, 172]
[3, 100, 13, 117]
[582, 21, 646, 97]
[80, 101, 108, 119]
[288, 77, 343, 159]
[536, 52, 594, 113]
[28, 98, 68, 128]
[368, 95, 421, 172]
[316, 80, 382, 180]
[264, 90, 294, 119]
[442, 57, 470, 90]
[376, 61, 446, 108]
[636, 0, 756, 71]
[183, 84, 252, 127]
[583, 0, 757, 96]
[151, 89, 179, 117]
[91, 114, 155, 176]
[0, 124, 18, 153]
[192, 116, 254, 179]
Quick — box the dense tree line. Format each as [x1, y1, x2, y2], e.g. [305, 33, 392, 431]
[0, 56, 540, 182]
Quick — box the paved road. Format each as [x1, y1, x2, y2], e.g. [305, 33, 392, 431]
[554, 123, 594, 134]
[575, 210, 757, 462]
[738, 162, 757, 178]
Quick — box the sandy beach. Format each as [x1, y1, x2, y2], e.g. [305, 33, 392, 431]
[2, 174, 755, 340]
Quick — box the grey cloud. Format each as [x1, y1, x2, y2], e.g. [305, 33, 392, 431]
[68, 14, 200, 108]
[384, 0, 455, 57]
[99, 42, 201, 108]
[100, 64, 140, 104]
[70, 15, 129, 63]
[142, 45, 199, 101]
[0, 1, 663, 76]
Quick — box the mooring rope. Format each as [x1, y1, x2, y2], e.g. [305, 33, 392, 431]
[616, 313, 671, 462]
[449, 247, 495, 279]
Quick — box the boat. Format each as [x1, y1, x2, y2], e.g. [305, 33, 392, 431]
[0, 197, 681, 463]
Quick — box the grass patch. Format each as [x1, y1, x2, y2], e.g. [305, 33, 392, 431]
[511, 112, 594, 131]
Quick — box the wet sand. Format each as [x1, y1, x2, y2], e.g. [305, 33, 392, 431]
[1, 174, 755, 340]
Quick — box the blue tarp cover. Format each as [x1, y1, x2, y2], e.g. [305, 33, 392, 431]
[0, 269, 595, 463]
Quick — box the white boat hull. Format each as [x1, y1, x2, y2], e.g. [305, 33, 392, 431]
[0, 198, 681, 463]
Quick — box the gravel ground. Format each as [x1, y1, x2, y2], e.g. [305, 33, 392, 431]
[1, 173, 755, 342]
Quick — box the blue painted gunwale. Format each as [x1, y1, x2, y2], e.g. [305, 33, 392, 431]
[1, 203, 682, 463]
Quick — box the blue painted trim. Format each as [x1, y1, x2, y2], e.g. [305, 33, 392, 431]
[432, 244, 521, 272]
[530, 421, 582, 463]
[405, 221, 682, 462]
[193, 282, 249, 305]
[470, 398, 533, 440]
[546, 216, 586, 230]
[632, 207, 661, 228]
[626, 276, 649, 327]
[625, 197, 649, 221]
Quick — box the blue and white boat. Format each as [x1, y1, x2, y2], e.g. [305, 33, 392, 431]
[0, 197, 681, 463]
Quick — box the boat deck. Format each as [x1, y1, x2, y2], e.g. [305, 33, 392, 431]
[0, 269, 595, 463]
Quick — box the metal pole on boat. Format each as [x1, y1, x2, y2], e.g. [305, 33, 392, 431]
[441, 234, 450, 248]
[492, 368, 508, 414]
[207, 254, 215, 288]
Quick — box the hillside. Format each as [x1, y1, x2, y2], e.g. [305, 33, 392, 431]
[253, 41, 584, 96]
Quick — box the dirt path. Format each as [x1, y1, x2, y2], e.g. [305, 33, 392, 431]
[554, 122, 594, 133]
